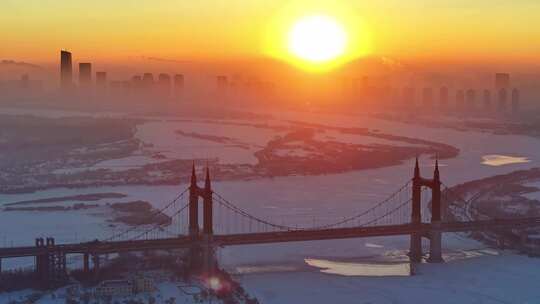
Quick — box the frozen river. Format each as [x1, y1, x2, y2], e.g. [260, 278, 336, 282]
[1, 110, 540, 303]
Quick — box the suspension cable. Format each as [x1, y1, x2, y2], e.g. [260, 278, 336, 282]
[212, 179, 413, 232]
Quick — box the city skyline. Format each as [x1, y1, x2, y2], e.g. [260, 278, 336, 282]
[2, 0, 540, 69]
[1, 2, 540, 302]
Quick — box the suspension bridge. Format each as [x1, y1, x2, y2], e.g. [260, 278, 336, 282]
[1, 159, 540, 286]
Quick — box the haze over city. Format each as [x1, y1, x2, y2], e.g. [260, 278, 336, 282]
[1, 1, 540, 304]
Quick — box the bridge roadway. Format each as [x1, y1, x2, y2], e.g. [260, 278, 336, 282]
[1, 217, 540, 259]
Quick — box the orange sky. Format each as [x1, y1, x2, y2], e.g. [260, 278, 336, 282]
[1, 0, 539, 69]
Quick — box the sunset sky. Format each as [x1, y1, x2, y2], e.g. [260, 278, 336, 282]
[1, 0, 539, 69]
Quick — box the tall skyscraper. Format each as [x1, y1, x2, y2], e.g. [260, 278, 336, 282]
[495, 73, 510, 90]
[132, 75, 142, 84]
[174, 74, 184, 92]
[217, 75, 228, 89]
[158, 73, 171, 96]
[497, 88, 508, 112]
[60, 50, 73, 90]
[439, 86, 449, 108]
[403, 87, 415, 108]
[96, 72, 107, 87]
[456, 90, 465, 110]
[466, 89, 476, 110]
[79, 63, 92, 87]
[422, 87, 433, 108]
[511, 88, 520, 114]
[483, 89, 492, 111]
[142, 73, 154, 89]
[21, 74, 30, 89]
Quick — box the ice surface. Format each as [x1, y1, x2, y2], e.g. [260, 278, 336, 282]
[2, 110, 540, 302]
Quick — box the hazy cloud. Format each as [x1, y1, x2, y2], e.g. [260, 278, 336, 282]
[0, 60, 43, 69]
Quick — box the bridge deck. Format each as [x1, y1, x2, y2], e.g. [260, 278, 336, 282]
[1, 218, 539, 259]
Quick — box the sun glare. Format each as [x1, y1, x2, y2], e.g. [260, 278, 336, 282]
[288, 15, 348, 63]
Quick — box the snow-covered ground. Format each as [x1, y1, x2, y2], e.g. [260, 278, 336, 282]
[2, 108, 540, 303]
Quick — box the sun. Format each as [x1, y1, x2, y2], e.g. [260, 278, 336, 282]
[288, 15, 348, 63]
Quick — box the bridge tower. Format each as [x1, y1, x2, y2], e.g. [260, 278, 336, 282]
[202, 167, 216, 274]
[187, 164, 217, 275]
[409, 158, 443, 263]
[203, 167, 213, 235]
[189, 163, 200, 238]
[34, 237, 67, 289]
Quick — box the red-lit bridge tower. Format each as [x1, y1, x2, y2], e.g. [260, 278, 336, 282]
[410, 158, 443, 263]
[188, 164, 216, 274]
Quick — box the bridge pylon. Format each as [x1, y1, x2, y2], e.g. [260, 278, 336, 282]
[409, 158, 443, 263]
[189, 163, 200, 238]
[187, 165, 217, 275]
[34, 237, 67, 289]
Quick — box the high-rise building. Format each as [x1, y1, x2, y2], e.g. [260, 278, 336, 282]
[142, 73, 154, 88]
[403, 87, 415, 108]
[495, 73, 510, 90]
[217, 75, 228, 89]
[466, 89, 476, 109]
[79, 63, 92, 87]
[174, 74, 184, 91]
[439, 87, 449, 108]
[511, 88, 520, 114]
[130, 75, 141, 86]
[497, 88, 508, 112]
[60, 50, 73, 90]
[158, 73, 171, 96]
[21, 74, 30, 89]
[422, 87, 433, 108]
[483, 90, 492, 111]
[96, 72, 107, 87]
[456, 90, 465, 110]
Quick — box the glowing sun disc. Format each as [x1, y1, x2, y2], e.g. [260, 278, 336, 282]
[288, 15, 348, 63]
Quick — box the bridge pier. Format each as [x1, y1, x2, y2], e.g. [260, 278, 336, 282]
[92, 254, 100, 279]
[409, 234, 423, 263]
[427, 223, 443, 263]
[83, 253, 90, 273]
[201, 235, 217, 276]
[32, 237, 67, 288]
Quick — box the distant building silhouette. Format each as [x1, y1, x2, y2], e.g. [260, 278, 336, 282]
[495, 73, 510, 90]
[158, 73, 171, 97]
[21, 74, 30, 89]
[217, 75, 228, 89]
[142, 73, 154, 90]
[511, 88, 520, 114]
[422, 87, 433, 108]
[402, 87, 415, 108]
[483, 89, 492, 111]
[131, 75, 143, 90]
[109, 80, 131, 96]
[174, 74, 184, 95]
[79, 63, 92, 88]
[361, 76, 370, 92]
[456, 90, 465, 110]
[439, 87, 449, 109]
[498, 88, 508, 112]
[466, 89, 476, 110]
[60, 50, 73, 90]
[96, 72, 107, 87]
[391, 88, 401, 108]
